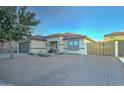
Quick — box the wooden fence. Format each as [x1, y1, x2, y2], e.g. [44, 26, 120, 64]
[87, 42, 115, 56]
[118, 41, 124, 57]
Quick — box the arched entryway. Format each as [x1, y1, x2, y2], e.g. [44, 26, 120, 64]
[48, 41, 58, 53]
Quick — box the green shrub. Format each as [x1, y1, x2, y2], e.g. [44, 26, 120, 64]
[63, 53, 81, 55]
[37, 53, 50, 57]
[27, 52, 35, 55]
[56, 53, 63, 55]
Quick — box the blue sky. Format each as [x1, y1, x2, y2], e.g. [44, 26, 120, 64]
[28, 6, 124, 40]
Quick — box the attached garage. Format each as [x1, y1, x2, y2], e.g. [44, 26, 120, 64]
[18, 36, 47, 53]
[30, 39, 47, 53]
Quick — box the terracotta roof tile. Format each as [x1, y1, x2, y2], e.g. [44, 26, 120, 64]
[32, 35, 46, 41]
[105, 32, 124, 36]
[45, 33, 64, 38]
[33, 32, 93, 41]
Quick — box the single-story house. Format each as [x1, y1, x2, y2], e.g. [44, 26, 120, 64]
[18, 32, 93, 55]
[104, 32, 124, 41]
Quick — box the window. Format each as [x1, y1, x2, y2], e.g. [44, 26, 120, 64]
[68, 40, 79, 50]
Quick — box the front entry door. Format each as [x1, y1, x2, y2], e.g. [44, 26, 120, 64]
[50, 41, 57, 49]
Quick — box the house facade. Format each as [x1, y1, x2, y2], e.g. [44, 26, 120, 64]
[18, 33, 93, 55]
[104, 32, 124, 41]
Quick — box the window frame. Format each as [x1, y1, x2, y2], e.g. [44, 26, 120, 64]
[68, 39, 79, 50]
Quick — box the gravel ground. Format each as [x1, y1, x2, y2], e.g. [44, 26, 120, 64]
[0, 54, 124, 86]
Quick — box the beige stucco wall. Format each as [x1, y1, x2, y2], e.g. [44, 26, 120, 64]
[104, 35, 124, 41]
[84, 38, 92, 43]
[104, 36, 110, 41]
[63, 39, 88, 55]
[30, 40, 47, 53]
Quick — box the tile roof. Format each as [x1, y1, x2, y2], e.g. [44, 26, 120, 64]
[63, 32, 86, 40]
[31, 35, 46, 41]
[32, 32, 93, 41]
[45, 32, 86, 38]
[105, 32, 124, 36]
[45, 33, 64, 38]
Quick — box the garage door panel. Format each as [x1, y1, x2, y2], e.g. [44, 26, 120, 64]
[19, 42, 29, 53]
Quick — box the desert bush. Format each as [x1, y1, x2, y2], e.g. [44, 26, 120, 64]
[37, 52, 50, 57]
[63, 53, 81, 55]
[56, 52, 64, 55]
[27, 52, 35, 55]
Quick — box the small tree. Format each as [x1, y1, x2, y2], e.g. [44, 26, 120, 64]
[0, 6, 40, 58]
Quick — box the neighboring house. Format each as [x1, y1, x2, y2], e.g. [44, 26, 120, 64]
[0, 40, 4, 53]
[18, 32, 93, 55]
[104, 32, 124, 41]
[0, 40, 17, 53]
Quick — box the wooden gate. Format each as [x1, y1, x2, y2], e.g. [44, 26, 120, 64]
[118, 41, 124, 57]
[87, 42, 115, 56]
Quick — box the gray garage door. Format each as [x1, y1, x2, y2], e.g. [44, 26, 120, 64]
[19, 42, 29, 53]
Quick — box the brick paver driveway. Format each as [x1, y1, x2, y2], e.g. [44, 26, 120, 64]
[0, 54, 124, 86]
